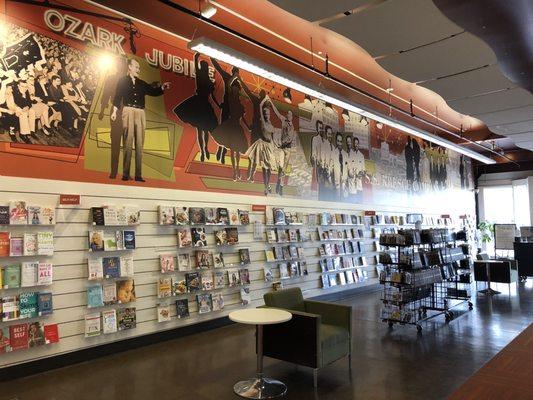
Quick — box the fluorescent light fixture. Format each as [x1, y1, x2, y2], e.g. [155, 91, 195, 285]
[188, 37, 496, 164]
[200, 1, 217, 19]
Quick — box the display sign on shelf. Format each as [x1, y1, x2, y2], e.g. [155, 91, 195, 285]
[494, 224, 517, 250]
[252, 205, 266, 212]
[364, 211, 376, 216]
[60, 194, 80, 205]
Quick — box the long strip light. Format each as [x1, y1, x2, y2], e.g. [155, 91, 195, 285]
[189, 37, 496, 164]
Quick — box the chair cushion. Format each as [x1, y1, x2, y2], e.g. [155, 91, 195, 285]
[320, 323, 350, 366]
[263, 288, 305, 312]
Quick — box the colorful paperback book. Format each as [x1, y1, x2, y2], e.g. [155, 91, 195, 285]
[191, 227, 207, 247]
[9, 323, 28, 350]
[23, 233, 37, 256]
[196, 293, 212, 314]
[37, 292, 53, 316]
[177, 253, 191, 271]
[28, 321, 46, 347]
[0, 206, 10, 225]
[227, 268, 241, 287]
[213, 252, 224, 268]
[37, 262, 53, 286]
[158, 205, 175, 225]
[160, 255, 175, 273]
[117, 307, 136, 331]
[88, 258, 104, 280]
[115, 230, 125, 250]
[212, 293, 224, 311]
[185, 272, 201, 293]
[239, 248, 251, 265]
[277, 229, 288, 243]
[9, 201, 28, 225]
[21, 262, 38, 287]
[273, 208, 286, 225]
[195, 250, 212, 269]
[36, 231, 54, 256]
[43, 324, 59, 344]
[189, 207, 206, 225]
[267, 229, 277, 243]
[115, 207, 127, 226]
[240, 287, 251, 305]
[27, 206, 42, 225]
[3, 265, 21, 288]
[0, 327, 11, 353]
[103, 232, 118, 251]
[238, 210, 250, 225]
[299, 261, 308, 276]
[116, 279, 135, 304]
[239, 268, 250, 285]
[123, 230, 136, 249]
[120, 256, 134, 277]
[174, 207, 189, 225]
[279, 263, 290, 279]
[176, 299, 189, 318]
[216, 208, 229, 225]
[177, 228, 192, 248]
[103, 257, 120, 278]
[1, 296, 19, 321]
[265, 249, 275, 262]
[172, 279, 187, 295]
[226, 227, 239, 245]
[204, 208, 217, 225]
[157, 304, 171, 322]
[85, 313, 101, 337]
[87, 284, 104, 308]
[263, 267, 273, 282]
[102, 282, 117, 305]
[19, 292, 38, 319]
[214, 271, 225, 288]
[125, 207, 140, 225]
[0, 232, 10, 257]
[228, 209, 239, 225]
[157, 277, 172, 298]
[214, 229, 227, 245]
[103, 207, 119, 226]
[102, 309, 118, 334]
[88, 230, 105, 252]
[201, 271, 214, 291]
[91, 207, 105, 225]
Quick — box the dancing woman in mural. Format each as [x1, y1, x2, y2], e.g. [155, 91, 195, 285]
[268, 100, 291, 195]
[241, 84, 267, 182]
[173, 53, 219, 162]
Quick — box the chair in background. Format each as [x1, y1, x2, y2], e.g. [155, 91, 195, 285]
[261, 287, 352, 387]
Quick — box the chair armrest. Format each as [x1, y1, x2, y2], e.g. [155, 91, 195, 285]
[304, 300, 352, 331]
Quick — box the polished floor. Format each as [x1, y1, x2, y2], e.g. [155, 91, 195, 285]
[1, 280, 532, 400]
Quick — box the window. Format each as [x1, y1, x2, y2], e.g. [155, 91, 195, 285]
[482, 186, 514, 224]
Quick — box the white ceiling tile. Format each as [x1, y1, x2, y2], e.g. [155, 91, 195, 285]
[268, 0, 368, 22]
[478, 105, 533, 126]
[448, 88, 533, 116]
[490, 120, 533, 135]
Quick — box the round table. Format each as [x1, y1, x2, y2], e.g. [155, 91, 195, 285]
[229, 308, 292, 399]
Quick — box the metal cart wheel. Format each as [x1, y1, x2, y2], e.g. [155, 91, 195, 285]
[416, 324, 422, 332]
[468, 301, 474, 310]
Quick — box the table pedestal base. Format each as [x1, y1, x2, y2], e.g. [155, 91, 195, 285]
[479, 288, 501, 295]
[234, 377, 287, 399]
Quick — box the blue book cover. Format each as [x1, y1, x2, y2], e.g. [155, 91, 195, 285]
[103, 257, 121, 278]
[19, 292, 39, 318]
[37, 292, 53, 316]
[123, 230, 136, 249]
[87, 284, 104, 308]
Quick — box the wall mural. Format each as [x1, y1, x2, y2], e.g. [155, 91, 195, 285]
[0, 3, 474, 208]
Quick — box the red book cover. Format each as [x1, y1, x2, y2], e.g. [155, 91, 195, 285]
[44, 324, 59, 344]
[9, 323, 28, 351]
[0, 231, 10, 257]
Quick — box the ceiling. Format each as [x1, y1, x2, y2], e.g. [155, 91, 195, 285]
[269, 0, 533, 160]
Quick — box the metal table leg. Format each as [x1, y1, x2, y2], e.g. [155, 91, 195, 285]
[479, 263, 501, 295]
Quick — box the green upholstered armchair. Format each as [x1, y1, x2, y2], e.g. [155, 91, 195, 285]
[261, 287, 352, 387]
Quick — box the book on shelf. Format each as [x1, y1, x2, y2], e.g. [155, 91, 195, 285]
[228, 209, 239, 225]
[308, 213, 317, 225]
[297, 247, 305, 259]
[9, 201, 28, 225]
[37, 292, 53, 316]
[21, 262, 38, 287]
[115, 230, 124, 250]
[201, 271, 214, 291]
[176, 299, 189, 318]
[196, 293, 212, 314]
[177, 253, 191, 271]
[157, 304, 171, 323]
[227, 268, 241, 287]
[3, 265, 21, 288]
[102, 282, 117, 305]
[328, 274, 338, 286]
[116, 207, 128, 226]
[216, 208, 229, 225]
[212, 293, 224, 311]
[338, 272, 347, 285]
[9, 323, 29, 350]
[36, 231, 54, 256]
[282, 246, 290, 261]
[43, 324, 59, 344]
[103, 257, 121, 278]
[0, 206, 9, 225]
[102, 309, 118, 334]
[174, 207, 189, 225]
[10, 237, 23, 257]
[195, 250, 212, 269]
[27, 206, 41, 225]
[265, 249, 275, 262]
[240, 287, 251, 305]
[204, 208, 217, 225]
[213, 252, 224, 268]
[226, 227, 239, 245]
[123, 230, 136, 249]
[0, 232, 10, 257]
[289, 262, 299, 277]
[189, 207, 206, 225]
[158, 206, 175, 225]
[0, 327, 10, 353]
[288, 245, 298, 259]
[321, 275, 330, 288]
[239, 268, 250, 285]
[157, 277, 172, 298]
[88, 230, 105, 252]
[91, 207, 105, 226]
[120, 256, 134, 277]
[177, 228, 192, 248]
[239, 248, 250, 265]
[85, 313, 101, 337]
[160, 255, 175, 273]
[1, 295, 19, 321]
[276, 229, 288, 243]
[185, 272, 201, 293]
[19, 292, 39, 319]
[88, 258, 103, 280]
[288, 229, 298, 242]
[117, 279, 135, 304]
[285, 211, 294, 225]
[172, 279, 187, 295]
[238, 210, 250, 225]
[267, 229, 277, 243]
[37, 262, 53, 285]
[125, 206, 140, 225]
[214, 229, 227, 245]
[103, 231, 118, 251]
[273, 246, 283, 261]
[23, 233, 37, 256]
[87, 284, 104, 308]
[214, 271, 225, 288]
[103, 207, 119, 226]
[345, 271, 355, 284]
[279, 263, 290, 279]
[28, 321, 46, 347]
[273, 208, 286, 225]
[117, 307, 136, 331]
[299, 261, 308, 276]
[263, 266, 273, 282]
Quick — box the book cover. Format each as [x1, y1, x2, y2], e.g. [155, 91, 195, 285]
[3, 265, 21, 288]
[91, 207, 105, 225]
[103, 207, 119, 226]
[103, 282, 117, 305]
[116, 279, 135, 304]
[345, 271, 355, 284]
[27, 206, 42, 225]
[157, 304, 171, 323]
[321, 275, 330, 288]
[19, 292, 38, 319]
[21, 262, 38, 287]
[43, 324, 59, 344]
[277, 229, 288, 243]
[191, 227, 207, 247]
[157, 277, 172, 298]
[23, 233, 37, 256]
[172, 279, 187, 295]
[116, 207, 128, 226]
[204, 207, 217, 225]
[288, 229, 298, 242]
[115, 230, 124, 250]
[189, 207, 206, 225]
[9, 323, 28, 350]
[267, 229, 277, 243]
[87, 284, 104, 308]
[36, 231, 54, 256]
[123, 230, 136, 249]
[0, 327, 10, 353]
[329, 274, 338, 286]
[240, 287, 251, 305]
[214, 229, 227, 246]
[177, 253, 191, 271]
[227, 268, 241, 287]
[160, 255, 175, 273]
[37, 263, 53, 286]
[238, 210, 250, 225]
[117, 307, 136, 331]
[103, 257, 121, 278]
[88, 258, 104, 280]
[120, 256, 134, 277]
[212, 293, 224, 311]
[125, 206, 141, 225]
[239, 269, 250, 285]
[177, 228, 192, 248]
[297, 247, 305, 259]
[273, 246, 283, 261]
[299, 261, 308, 276]
[226, 227, 239, 245]
[0, 232, 10, 257]
[282, 246, 291, 261]
[88, 230, 105, 252]
[185, 272, 201, 293]
[339, 272, 347, 285]
[216, 208, 229, 225]
[263, 267, 273, 282]
[289, 245, 298, 259]
[289, 262, 299, 277]
[279, 263, 290, 279]
[37, 292, 53, 316]
[103, 231, 118, 251]
[0, 206, 9, 225]
[228, 209, 240, 225]
[195, 250, 212, 269]
[158, 205, 175, 225]
[201, 271, 214, 291]
[28, 322, 46, 347]
[1, 295, 19, 321]
[85, 313, 101, 337]
[273, 208, 286, 225]
[265, 249, 275, 262]
[174, 207, 189, 225]
[175, 299, 189, 318]
[214, 271, 225, 288]
[102, 309, 118, 334]
[196, 293, 212, 314]
[239, 248, 251, 265]
[213, 252, 225, 268]
[9, 201, 28, 225]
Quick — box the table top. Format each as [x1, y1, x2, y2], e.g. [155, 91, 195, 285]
[229, 308, 292, 325]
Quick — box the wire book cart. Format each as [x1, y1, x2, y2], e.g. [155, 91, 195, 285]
[379, 229, 473, 332]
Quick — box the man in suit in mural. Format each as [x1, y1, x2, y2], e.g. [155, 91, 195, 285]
[311, 120, 325, 189]
[350, 136, 365, 201]
[321, 125, 335, 198]
[412, 138, 421, 183]
[404, 137, 415, 193]
[111, 59, 170, 182]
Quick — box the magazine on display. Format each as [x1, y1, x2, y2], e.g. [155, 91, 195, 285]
[195, 250, 212, 269]
[9, 201, 28, 225]
[185, 272, 201, 292]
[157, 277, 172, 298]
[123, 230, 136, 249]
[0, 206, 10, 225]
[228, 209, 239, 225]
[177, 228, 192, 248]
[177, 253, 191, 271]
[172, 279, 187, 295]
[117, 307, 136, 331]
[88, 230, 105, 252]
[191, 227, 208, 247]
[216, 208, 229, 225]
[87, 284, 104, 308]
[214, 229, 228, 245]
[238, 210, 250, 225]
[103, 257, 120, 278]
[117, 279, 136, 304]
[102, 282, 117, 305]
[37, 263, 53, 285]
[157, 304, 171, 323]
[9, 237, 22, 256]
[120, 256, 134, 277]
[240, 287, 251, 305]
[239, 269, 250, 285]
[176, 299, 189, 318]
[263, 266, 273, 282]
[37, 292, 53, 316]
[196, 293, 212, 314]
[189, 207, 206, 225]
[85, 313, 101, 337]
[226, 228, 239, 245]
[201, 271, 214, 291]
[212, 293, 224, 311]
[214, 271, 225, 288]
[174, 207, 189, 225]
[3, 265, 21, 288]
[213, 252, 225, 268]
[20, 262, 38, 287]
[158, 206, 175, 225]
[239, 248, 251, 265]
[160, 255, 175, 273]
[102, 309, 118, 334]
[204, 208, 217, 225]
[227, 268, 241, 287]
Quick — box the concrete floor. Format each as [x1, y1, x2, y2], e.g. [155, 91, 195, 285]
[1, 280, 532, 400]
